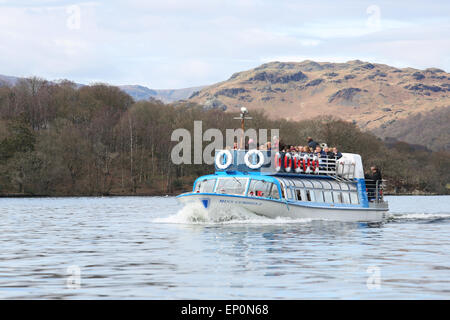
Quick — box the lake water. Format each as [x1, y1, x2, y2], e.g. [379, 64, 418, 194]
[0, 195, 449, 299]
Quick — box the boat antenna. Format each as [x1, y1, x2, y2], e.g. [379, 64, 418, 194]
[233, 107, 252, 149]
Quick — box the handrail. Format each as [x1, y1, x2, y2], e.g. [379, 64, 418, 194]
[215, 149, 354, 179]
[365, 179, 387, 203]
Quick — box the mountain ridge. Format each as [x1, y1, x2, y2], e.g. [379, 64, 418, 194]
[0, 74, 203, 103]
[2, 59, 449, 151]
[188, 60, 450, 151]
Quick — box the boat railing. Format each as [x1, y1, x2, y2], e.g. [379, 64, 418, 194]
[335, 160, 356, 180]
[366, 179, 387, 203]
[215, 149, 357, 180]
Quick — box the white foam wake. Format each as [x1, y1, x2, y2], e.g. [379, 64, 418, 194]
[153, 202, 312, 225]
[390, 212, 450, 220]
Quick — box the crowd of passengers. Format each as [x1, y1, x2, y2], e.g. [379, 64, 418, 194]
[223, 136, 384, 201]
[231, 136, 343, 160]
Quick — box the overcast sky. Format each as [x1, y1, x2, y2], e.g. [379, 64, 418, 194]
[0, 0, 449, 88]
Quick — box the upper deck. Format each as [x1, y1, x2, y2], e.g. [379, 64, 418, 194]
[214, 149, 364, 181]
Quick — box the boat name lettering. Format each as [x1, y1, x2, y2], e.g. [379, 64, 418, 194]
[219, 199, 262, 206]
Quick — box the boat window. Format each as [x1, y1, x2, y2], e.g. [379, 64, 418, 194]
[294, 189, 308, 201]
[303, 180, 314, 188]
[322, 181, 332, 190]
[215, 178, 248, 195]
[333, 191, 343, 203]
[295, 189, 302, 201]
[330, 181, 341, 190]
[342, 192, 351, 204]
[340, 183, 350, 191]
[300, 189, 307, 202]
[314, 190, 324, 202]
[349, 183, 357, 191]
[195, 179, 216, 193]
[350, 192, 359, 204]
[286, 187, 293, 199]
[305, 189, 315, 201]
[311, 180, 323, 189]
[248, 179, 279, 199]
[324, 190, 333, 203]
[280, 183, 286, 199]
[292, 180, 305, 188]
[270, 186, 280, 199]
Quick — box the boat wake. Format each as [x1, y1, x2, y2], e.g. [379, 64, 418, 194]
[388, 212, 450, 223]
[153, 202, 312, 225]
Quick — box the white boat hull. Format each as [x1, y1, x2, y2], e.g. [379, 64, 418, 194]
[177, 193, 388, 222]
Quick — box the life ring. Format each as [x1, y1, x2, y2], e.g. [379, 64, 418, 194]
[300, 156, 306, 173]
[274, 152, 282, 172]
[244, 149, 265, 169]
[284, 152, 292, 173]
[293, 154, 302, 173]
[313, 155, 320, 174]
[215, 150, 233, 170]
[304, 154, 312, 174]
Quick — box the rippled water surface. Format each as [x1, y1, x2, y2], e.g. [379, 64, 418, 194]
[1, 195, 449, 299]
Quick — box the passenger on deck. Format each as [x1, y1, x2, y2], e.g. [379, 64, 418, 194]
[314, 146, 326, 157]
[323, 147, 334, 158]
[371, 166, 382, 182]
[322, 146, 334, 171]
[307, 137, 319, 150]
[233, 142, 238, 150]
[365, 166, 383, 201]
[332, 147, 343, 159]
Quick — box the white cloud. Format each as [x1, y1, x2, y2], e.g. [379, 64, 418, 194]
[0, 0, 449, 87]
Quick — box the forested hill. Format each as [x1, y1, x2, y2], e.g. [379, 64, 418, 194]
[0, 78, 449, 196]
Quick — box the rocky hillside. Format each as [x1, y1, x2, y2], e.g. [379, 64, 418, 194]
[188, 60, 450, 151]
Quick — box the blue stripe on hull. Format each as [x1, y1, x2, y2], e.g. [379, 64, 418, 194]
[177, 192, 387, 212]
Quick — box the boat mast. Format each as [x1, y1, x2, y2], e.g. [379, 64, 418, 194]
[234, 107, 252, 149]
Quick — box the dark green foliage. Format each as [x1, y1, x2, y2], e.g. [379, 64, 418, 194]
[0, 119, 35, 162]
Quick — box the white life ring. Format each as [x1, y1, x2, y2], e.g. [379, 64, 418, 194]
[304, 154, 312, 174]
[215, 150, 233, 170]
[313, 155, 320, 174]
[284, 152, 292, 173]
[274, 152, 282, 172]
[293, 154, 302, 173]
[244, 149, 265, 169]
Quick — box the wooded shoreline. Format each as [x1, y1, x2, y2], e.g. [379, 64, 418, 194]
[1, 78, 449, 197]
[0, 192, 445, 198]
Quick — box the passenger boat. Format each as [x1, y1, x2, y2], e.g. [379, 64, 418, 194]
[177, 149, 389, 222]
